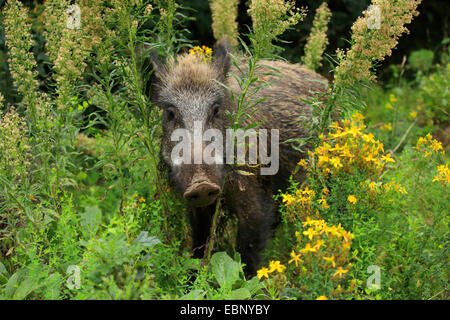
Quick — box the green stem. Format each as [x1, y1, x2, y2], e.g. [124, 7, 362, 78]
[202, 185, 224, 264]
[127, 24, 171, 240]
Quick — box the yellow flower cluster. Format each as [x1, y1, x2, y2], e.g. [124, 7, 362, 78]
[189, 45, 213, 63]
[414, 133, 444, 158]
[281, 187, 319, 222]
[304, 113, 394, 178]
[257, 260, 286, 279]
[433, 164, 449, 184]
[382, 179, 408, 195]
[413, 134, 447, 184]
[362, 179, 407, 196]
[257, 218, 354, 289]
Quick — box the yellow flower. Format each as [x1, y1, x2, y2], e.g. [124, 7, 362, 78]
[389, 94, 397, 103]
[322, 187, 330, 195]
[330, 144, 343, 152]
[203, 45, 212, 56]
[341, 230, 354, 243]
[341, 148, 354, 160]
[329, 121, 341, 129]
[257, 267, 270, 279]
[431, 140, 443, 152]
[433, 164, 450, 184]
[347, 195, 357, 205]
[381, 153, 395, 163]
[268, 260, 286, 273]
[282, 193, 295, 205]
[288, 251, 303, 266]
[381, 123, 392, 131]
[302, 216, 315, 227]
[362, 133, 375, 143]
[299, 196, 310, 205]
[316, 296, 328, 300]
[333, 267, 349, 278]
[302, 187, 315, 196]
[300, 243, 317, 253]
[385, 103, 393, 110]
[318, 196, 329, 209]
[330, 157, 343, 169]
[323, 256, 336, 268]
[318, 155, 330, 165]
[189, 45, 213, 62]
[351, 112, 365, 123]
[139, 197, 146, 203]
[297, 159, 308, 167]
[303, 228, 317, 241]
[314, 238, 326, 250]
[348, 124, 362, 137]
[409, 111, 417, 119]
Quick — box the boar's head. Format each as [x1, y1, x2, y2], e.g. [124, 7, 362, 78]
[148, 40, 231, 207]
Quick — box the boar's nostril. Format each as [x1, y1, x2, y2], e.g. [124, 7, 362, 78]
[183, 182, 220, 207]
[187, 194, 199, 200]
[208, 190, 219, 197]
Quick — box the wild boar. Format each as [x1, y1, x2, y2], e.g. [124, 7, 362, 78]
[145, 39, 327, 276]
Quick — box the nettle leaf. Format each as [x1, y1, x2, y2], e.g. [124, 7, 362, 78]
[210, 252, 240, 289]
[80, 206, 102, 238]
[243, 276, 265, 296]
[133, 231, 161, 247]
[5, 268, 28, 298]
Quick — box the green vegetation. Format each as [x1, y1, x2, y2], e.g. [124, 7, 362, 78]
[0, 0, 448, 300]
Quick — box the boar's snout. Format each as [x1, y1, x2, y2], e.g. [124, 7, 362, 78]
[183, 180, 220, 207]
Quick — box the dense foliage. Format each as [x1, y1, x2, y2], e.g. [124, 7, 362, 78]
[0, 0, 448, 300]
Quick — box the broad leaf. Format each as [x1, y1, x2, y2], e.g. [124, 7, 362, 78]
[210, 252, 240, 289]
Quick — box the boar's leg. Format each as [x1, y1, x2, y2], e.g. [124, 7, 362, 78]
[226, 175, 275, 277]
[188, 204, 215, 258]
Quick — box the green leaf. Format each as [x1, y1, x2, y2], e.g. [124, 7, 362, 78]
[180, 289, 206, 300]
[210, 252, 240, 289]
[80, 206, 102, 238]
[14, 276, 41, 299]
[243, 276, 265, 296]
[227, 288, 251, 300]
[0, 262, 9, 284]
[5, 268, 27, 298]
[133, 231, 161, 247]
[235, 170, 254, 176]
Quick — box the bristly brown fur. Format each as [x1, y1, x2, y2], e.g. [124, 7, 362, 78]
[157, 54, 219, 91]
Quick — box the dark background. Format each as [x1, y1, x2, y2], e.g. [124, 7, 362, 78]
[0, 0, 449, 105]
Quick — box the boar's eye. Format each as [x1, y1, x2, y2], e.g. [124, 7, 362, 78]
[165, 106, 176, 122]
[212, 104, 220, 118]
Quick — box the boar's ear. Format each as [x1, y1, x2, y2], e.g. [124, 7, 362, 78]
[135, 43, 163, 98]
[213, 37, 231, 78]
